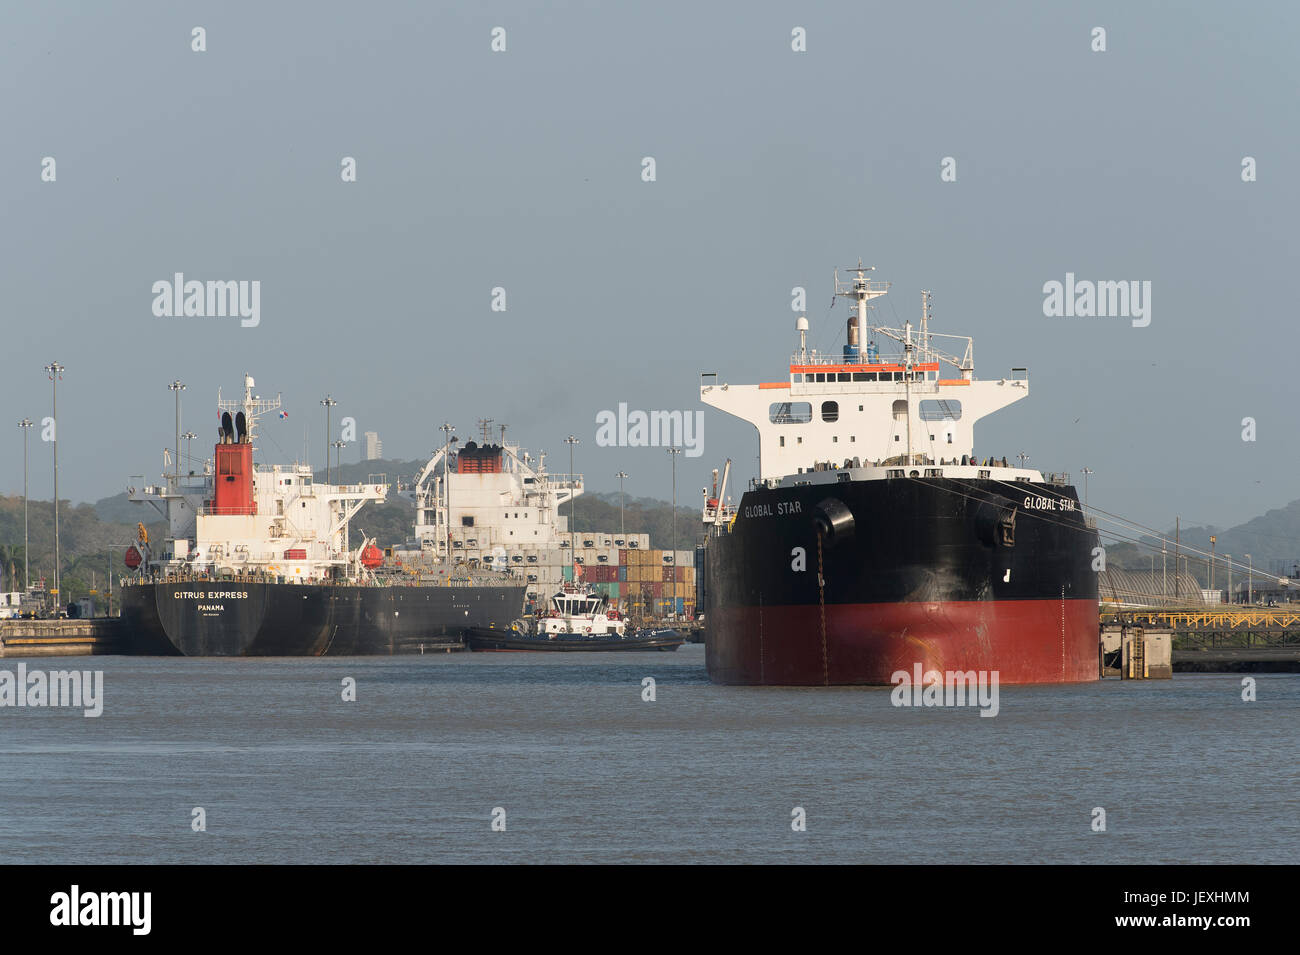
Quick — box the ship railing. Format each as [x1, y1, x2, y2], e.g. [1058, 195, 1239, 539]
[198, 504, 261, 516]
[335, 482, 385, 493]
[790, 352, 896, 366]
[787, 352, 935, 368]
[1045, 472, 1070, 486]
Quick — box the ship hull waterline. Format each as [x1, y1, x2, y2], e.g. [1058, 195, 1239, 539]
[706, 598, 1098, 685]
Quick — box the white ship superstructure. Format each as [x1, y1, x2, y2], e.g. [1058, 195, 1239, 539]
[128, 375, 387, 582]
[701, 265, 1040, 486]
[408, 427, 585, 555]
[401, 424, 691, 615]
[537, 585, 628, 637]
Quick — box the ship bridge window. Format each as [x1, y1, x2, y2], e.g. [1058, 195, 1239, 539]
[919, 399, 962, 421]
[769, 401, 812, 424]
[821, 401, 839, 422]
[852, 372, 867, 381]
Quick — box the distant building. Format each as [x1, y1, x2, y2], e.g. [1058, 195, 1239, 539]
[364, 431, 383, 460]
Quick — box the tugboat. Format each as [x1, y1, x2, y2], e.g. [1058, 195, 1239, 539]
[465, 584, 684, 651]
[698, 264, 1100, 685]
[118, 375, 526, 655]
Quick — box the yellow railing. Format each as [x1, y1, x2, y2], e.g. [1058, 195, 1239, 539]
[1103, 608, 1300, 631]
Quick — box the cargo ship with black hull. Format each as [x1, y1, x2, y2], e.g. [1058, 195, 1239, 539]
[698, 264, 1099, 685]
[119, 375, 525, 656]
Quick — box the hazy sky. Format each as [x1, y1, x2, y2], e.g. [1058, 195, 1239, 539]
[2, 1, 1297, 532]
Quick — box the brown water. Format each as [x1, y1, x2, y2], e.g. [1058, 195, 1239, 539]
[0, 646, 1295, 863]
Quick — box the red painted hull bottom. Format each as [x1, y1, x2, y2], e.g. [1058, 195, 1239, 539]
[706, 599, 1100, 686]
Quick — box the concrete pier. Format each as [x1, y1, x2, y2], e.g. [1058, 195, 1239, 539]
[1101, 624, 1172, 679]
[1173, 647, 1300, 673]
[0, 619, 126, 657]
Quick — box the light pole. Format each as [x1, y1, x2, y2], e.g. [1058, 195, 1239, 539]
[320, 395, 337, 485]
[564, 436, 580, 555]
[1226, 554, 1232, 604]
[438, 423, 456, 555]
[1081, 466, 1093, 511]
[102, 544, 133, 617]
[616, 471, 629, 539]
[1209, 535, 1216, 593]
[1246, 554, 1253, 604]
[332, 440, 347, 478]
[668, 447, 682, 617]
[44, 362, 64, 613]
[182, 431, 197, 475]
[18, 418, 32, 592]
[1164, 545, 1175, 605]
[167, 380, 185, 480]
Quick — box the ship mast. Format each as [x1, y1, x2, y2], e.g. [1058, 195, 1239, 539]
[904, 320, 913, 465]
[834, 261, 891, 364]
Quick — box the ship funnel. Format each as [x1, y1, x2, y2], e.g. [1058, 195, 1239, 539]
[236, 411, 248, 443]
[844, 313, 860, 362]
[221, 411, 234, 443]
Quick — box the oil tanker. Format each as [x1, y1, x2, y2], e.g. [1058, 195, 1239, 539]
[697, 265, 1099, 685]
[119, 375, 524, 655]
